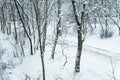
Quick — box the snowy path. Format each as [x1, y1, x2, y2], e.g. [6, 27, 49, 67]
[45, 38, 120, 80]
[80, 46, 120, 80]
[84, 45, 120, 61]
[47, 42, 120, 80]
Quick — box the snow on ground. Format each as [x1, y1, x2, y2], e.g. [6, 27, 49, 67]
[7, 33, 120, 80]
[9, 52, 42, 80]
[0, 32, 18, 64]
[84, 23, 120, 54]
[84, 35, 120, 54]
[1, 23, 120, 80]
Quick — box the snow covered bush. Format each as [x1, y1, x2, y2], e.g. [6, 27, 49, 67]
[0, 32, 24, 64]
[0, 62, 11, 80]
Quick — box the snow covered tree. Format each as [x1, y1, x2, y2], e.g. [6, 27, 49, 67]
[13, 0, 34, 55]
[71, 0, 85, 72]
[52, 0, 61, 59]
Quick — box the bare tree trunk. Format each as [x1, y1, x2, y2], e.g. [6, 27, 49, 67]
[8, 4, 12, 35]
[1, 6, 6, 34]
[30, 1, 36, 54]
[8, 22, 11, 35]
[14, 0, 33, 55]
[0, 17, 2, 31]
[52, 18, 61, 59]
[75, 11, 84, 72]
[72, 0, 84, 72]
[13, 11, 18, 43]
[105, 15, 108, 38]
[42, 0, 48, 53]
[38, 29, 46, 80]
[97, 12, 104, 39]
[52, 0, 61, 59]
[33, 1, 46, 80]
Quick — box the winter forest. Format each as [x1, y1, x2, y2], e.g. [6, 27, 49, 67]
[0, 0, 120, 80]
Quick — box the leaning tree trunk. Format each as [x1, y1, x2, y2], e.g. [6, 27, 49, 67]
[52, 0, 61, 59]
[14, 0, 33, 55]
[52, 18, 61, 59]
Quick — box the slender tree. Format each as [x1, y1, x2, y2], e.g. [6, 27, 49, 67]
[42, 0, 48, 53]
[33, 0, 46, 80]
[14, 0, 33, 55]
[52, 0, 61, 59]
[72, 0, 85, 72]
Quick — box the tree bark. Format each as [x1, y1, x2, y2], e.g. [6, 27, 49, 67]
[52, 18, 61, 59]
[52, 0, 61, 59]
[42, 0, 48, 53]
[72, 0, 84, 72]
[14, 0, 33, 55]
[1, 6, 6, 34]
[33, 1, 46, 80]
